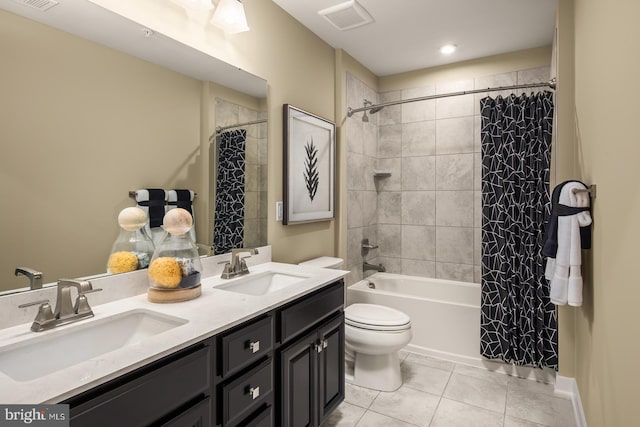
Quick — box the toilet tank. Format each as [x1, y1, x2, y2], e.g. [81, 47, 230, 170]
[298, 256, 344, 269]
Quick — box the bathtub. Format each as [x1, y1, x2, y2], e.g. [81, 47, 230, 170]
[348, 273, 556, 382]
[348, 272, 482, 365]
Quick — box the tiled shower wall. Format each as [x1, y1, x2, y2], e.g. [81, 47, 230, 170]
[345, 66, 550, 285]
[345, 74, 379, 284]
[215, 99, 268, 248]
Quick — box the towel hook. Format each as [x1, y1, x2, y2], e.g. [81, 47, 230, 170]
[571, 184, 596, 199]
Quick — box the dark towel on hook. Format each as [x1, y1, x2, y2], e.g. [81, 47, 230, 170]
[542, 180, 592, 257]
[138, 188, 166, 229]
[168, 189, 193, 216]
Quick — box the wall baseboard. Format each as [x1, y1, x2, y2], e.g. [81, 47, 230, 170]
[555, 375, 587, 427]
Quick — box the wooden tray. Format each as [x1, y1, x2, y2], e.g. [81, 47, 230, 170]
[147, 284, 201, 303]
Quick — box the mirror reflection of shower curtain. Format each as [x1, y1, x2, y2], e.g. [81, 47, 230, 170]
[480, 91, 557, 370]
[213, 129, 246, 255]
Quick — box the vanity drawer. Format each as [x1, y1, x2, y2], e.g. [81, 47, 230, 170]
[221, 315, 273, 376]
[278, 280, 344, 344]
[161, 395, 211, 427]
[66, 342, 211, 427]
[241, 405, 273, 427]
[221, 358, 273, 426]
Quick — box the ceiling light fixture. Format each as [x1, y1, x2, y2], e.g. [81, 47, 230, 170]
[172, 0, 214, 12]
[211, 0, 250, 34]
[440, 44, 457, 55]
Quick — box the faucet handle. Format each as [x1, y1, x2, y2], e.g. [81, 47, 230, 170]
[73, 288, 101, 315]
[74, 295, 92, 315]
[18, 300, 55, 332]
[18, 299, 50, 308]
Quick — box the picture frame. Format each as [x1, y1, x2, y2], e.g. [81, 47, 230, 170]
[283, 104, 336, 225]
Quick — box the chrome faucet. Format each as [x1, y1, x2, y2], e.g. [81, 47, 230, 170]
[15, 267, 43, 290]
[363, 261, 386, 273]
[221, 248, 259, 279]
[18, 279, 102, 332]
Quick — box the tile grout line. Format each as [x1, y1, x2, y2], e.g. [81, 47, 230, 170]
[426, 366, 455, 427]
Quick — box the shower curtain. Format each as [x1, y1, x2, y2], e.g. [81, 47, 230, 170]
[213, 129, 246, 255]
[480, 92, 557, 369]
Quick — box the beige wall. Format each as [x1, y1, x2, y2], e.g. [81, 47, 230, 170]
[90, 0, 339, 264]
[554, 0, 578, 380]
[572, 0, 640, 425]
[379, 46, 552, 92]
[1, 0, 339, 292]
[236, 0, 337, 263]
[0, 10, 204, 290]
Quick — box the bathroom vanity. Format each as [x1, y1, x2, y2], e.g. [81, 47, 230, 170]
[0, 261, 346, 427]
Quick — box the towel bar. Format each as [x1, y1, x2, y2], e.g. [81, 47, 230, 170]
[128, 191, 198, 199]
[571, 184, 596, 199]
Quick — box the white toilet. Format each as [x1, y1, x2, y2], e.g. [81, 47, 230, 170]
[345, 303, 412, 391]
[298, 257, 413, 392]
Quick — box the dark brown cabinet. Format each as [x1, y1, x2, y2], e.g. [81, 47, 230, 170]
[163, 396, 212, 427]
[317, 314, 345, 424]
[62, 279, 344, 427]
[63, 339, 214, 427]
[278, 283, 345, 427]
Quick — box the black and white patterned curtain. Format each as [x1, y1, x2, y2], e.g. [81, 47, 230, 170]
[480, 92, 557, 370]
[213, 129, 246, 255]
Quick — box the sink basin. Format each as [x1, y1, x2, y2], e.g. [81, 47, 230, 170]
[214, 271, 309, 296]
[0, 309, 188, 382]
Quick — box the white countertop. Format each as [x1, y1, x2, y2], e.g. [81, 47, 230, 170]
[0, 262, 348, 404]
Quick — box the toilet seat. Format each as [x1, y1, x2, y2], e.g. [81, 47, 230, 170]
[345, 303, 411, 331]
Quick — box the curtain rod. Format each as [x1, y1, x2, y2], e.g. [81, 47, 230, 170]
[347, 78, 557, 117]
[211, 119, 268, 140]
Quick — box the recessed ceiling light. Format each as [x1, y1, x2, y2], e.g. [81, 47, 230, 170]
[440, 44, 457, 55]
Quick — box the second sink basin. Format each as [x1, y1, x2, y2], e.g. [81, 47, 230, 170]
[0, 309, 188, 382]
[214, 271, 310, 296]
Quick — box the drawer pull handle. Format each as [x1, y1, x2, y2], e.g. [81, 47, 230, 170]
[315, 341, 323, 353]
[323, 339, 329, 349]
[249, 386, 260, 400]
[249, 340, 260, 353]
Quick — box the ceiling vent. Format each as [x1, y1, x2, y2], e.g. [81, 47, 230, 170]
[318, 0, 373, 31]
[10, 0, 59, 11]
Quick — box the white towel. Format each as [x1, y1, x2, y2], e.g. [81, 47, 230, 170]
[548, 182, 592, 306]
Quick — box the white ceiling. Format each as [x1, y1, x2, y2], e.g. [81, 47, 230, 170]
[272, 0, 558, 77]
[0, 0, 267, 97]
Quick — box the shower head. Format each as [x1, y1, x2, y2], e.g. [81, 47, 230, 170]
[362, 99, 373, 122]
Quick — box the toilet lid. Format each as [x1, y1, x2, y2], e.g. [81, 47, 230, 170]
[345, 303, 411, 330]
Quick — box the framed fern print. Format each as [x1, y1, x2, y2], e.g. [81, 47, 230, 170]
[283, 104, 335, 225]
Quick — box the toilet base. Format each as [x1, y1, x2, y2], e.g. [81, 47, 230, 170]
[353, 351, 402, 392]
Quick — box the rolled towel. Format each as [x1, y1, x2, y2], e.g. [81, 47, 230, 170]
[549, 182, 592, 306]
[550, 263, 569, 305]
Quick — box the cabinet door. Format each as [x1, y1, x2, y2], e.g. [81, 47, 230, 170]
[279, 330, 317, 427]
[317, 313, 345, 425]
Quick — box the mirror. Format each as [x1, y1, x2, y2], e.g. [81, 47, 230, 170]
[0, 1, 267, 293]
[213, 99, 268, 254]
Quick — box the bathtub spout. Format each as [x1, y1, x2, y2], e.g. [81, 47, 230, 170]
[363, 262, 386, 272]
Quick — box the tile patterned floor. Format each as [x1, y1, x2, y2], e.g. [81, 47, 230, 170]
[322, 352, 576, 427]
